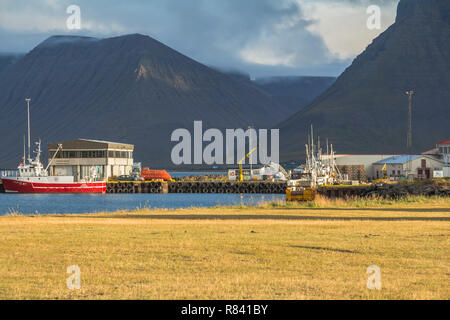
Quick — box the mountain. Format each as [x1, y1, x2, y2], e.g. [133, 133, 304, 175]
[253, 76, 335, 115]
[214, 69, 253, 83]
[214, 69, 336, 117]
[279, 0, 450, 160]
[0, 34, 288, 168]
[0, 53, 24, 74]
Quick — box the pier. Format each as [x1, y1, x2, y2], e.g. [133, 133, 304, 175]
[2, 180, 447, 198]
[106, 181, 287, 194]
[317, 185, 371, 198]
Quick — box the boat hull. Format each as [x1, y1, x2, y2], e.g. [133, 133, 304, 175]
[1, 178, 106, 194]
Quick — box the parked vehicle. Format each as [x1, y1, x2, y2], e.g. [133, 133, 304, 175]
[117, 175, 143, 182]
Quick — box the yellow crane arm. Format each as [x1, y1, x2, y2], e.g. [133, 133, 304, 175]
[238, 148, 257, 182]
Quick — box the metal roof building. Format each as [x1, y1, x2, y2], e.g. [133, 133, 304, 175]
[47, 139, 134, 181]
[373, 155, 444, 180]
[374, 155, 422, 164]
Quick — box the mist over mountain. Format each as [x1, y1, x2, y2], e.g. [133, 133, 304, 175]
[253, 76, 336, 115]
[214, 68, 336, 117]
[279, 0, 450, 160]
[0, 34, 290, 168]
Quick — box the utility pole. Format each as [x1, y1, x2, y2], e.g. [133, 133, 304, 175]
[405, 90, 414, 177]
[248, 125, 254, 175]
[25, 98, 31, 161]
[406, 91, 414, 151]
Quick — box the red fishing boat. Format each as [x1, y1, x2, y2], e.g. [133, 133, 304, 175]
[0, 99, 106, 194]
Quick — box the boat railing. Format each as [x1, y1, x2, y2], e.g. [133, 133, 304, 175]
[0, 169, 18, 178]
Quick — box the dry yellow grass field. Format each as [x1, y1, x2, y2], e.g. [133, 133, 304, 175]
[0, 197, 449, 300]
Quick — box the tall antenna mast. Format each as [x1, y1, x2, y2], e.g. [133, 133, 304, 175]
[406, 91, 414, 151]
[248, 125, 253, 174]
[23, 135, 26, 164]
[25, 98, 31, 161]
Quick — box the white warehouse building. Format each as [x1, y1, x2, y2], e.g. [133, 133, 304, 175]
[331, 154, 399, 179]
[47, 139, 134, 181]
[373, 155, 445, 180]
[323, 137, 450, 180]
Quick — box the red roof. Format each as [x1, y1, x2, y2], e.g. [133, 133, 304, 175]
[437, 139, 450, 145]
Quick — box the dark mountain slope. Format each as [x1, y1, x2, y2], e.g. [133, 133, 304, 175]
[279, 0, 450, 160]
[0, 53, 24, 74]
[0, 34, 287, 167]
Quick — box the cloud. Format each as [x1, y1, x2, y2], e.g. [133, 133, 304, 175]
[0, 0, 128, 34]
[299, 0, 399, 59]
[239, 4, 336, 67]
[0, 0, 399, 77]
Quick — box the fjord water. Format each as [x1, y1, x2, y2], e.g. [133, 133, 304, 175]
[0, 193, 285, 215]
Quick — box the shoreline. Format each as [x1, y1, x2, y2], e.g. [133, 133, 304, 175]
[2, 195, 449, 219]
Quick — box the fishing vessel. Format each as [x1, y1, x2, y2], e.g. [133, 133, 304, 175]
[0, 99, 106, 193]
[286, 125, 342, 201]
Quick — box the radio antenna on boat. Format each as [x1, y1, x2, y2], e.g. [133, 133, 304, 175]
[25, 98, 31, 162]
[23, 135, 26, 164]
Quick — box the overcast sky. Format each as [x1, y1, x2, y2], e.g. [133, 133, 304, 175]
[0, 0, 399, 77]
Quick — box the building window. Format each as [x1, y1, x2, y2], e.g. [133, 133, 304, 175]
[104, 150, 131, 158]
[94, 151, 104, 158]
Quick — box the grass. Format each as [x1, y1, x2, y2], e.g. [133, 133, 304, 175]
[257, 195, 450, 209]
[0, 196, 448, 300]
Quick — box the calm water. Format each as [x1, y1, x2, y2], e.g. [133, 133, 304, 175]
[0, 193, 284, 215]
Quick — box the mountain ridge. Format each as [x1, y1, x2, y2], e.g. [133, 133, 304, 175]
[0, 33, 289, 167]
[278, 0, 450, 160]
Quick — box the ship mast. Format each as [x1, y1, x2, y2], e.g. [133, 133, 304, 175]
[25, 98, 31, 163]
[23, 135, 26, 164]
